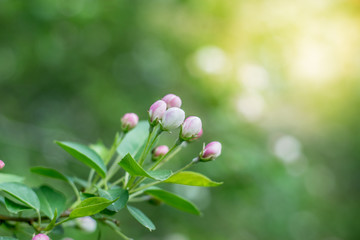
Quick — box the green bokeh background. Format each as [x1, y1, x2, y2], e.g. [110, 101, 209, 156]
[1, 0, 360, 239]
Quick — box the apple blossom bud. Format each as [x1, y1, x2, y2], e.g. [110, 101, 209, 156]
[161, 107, 185, 131]
[0, 160, 4, 169]
[181, 116, 202, 140]
[162, 94, 182, 108]
[149, 100, 167, 124]
[152, 145, 169, 161]
[200, 141, 222, 161]
[76, 216, 97, 233]
[32, 234, 49, 240]
[121, 113, 139, 132]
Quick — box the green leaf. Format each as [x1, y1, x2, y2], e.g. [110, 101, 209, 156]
[44, 209, 58, 231]
[70, 176, 88, 188]
[0, 237, 18, 240]
[119, 154, 172, 181]
[89, 140, 109, 162]
[164, 171, 223, 187]
[0, 173, 24, 184]
[127, 206, 155, 231]
[4, 198, 31, 214]
[0, 182, 40, 211]
[117, 121, 149, 157]
[56, 141, 107, 178]
[30, 167, 69, 182]
[70, 197, 117, 218]
[144, 188, 200, 215]
[35, 186, 66, 219]
[98, 187, 129, 212]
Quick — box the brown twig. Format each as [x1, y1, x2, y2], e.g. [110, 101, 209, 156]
[0, 211, 70, 224]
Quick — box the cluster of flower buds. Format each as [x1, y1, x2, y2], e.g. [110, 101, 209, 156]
[147, 93, 222, 161]
[152, 145, 169, 161]
[148, 94, 201, 139]
[0, 160, 5, 169]
[121, 113, 139, 132]
[32, 234, 49, 240]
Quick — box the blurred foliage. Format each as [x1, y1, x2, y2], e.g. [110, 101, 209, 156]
[1, 0, 360, 239]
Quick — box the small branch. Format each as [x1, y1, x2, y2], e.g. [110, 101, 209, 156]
[0, 212, 70, 224]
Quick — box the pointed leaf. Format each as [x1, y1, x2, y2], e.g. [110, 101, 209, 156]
[35, 186, 66, 219]
[30, 167, 69, 182]
[0, 182, 40, 211]
[56, 141, 107, 178]
[98, 187, 129, 212]
[119, 154, 171, 181]
[70, 197, 117, 218]
[127, 206, 155, 231]
[144, 188, 200, 215]
[117, 121, 149, 157]
[164, 171, 223, 187]
[4, 198, 31, 214]
[44, 209, 58, 231]
[0, 173, 24, 184]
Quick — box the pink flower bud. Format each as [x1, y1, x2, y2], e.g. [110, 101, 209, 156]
[189, 128, 203, 142]
[162, 94, 182, 108]
[152, 145, 169, 160]
[121, 113, 139, 132]
[32, 234, 49, 240]
[161, 107, 185, 131]
[181, 116, 202, 140]
[149, 100, 167, 123]
[0, 160, 4, 169]
[200, 141, 222, 161]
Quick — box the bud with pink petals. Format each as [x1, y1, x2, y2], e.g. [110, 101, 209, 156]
[162, 94, 182, 108]
[161, 107, 185, 131]
[149, 100, 167, 124]
[180, 116, 202, 141]
[32, 234, 49, 240]
[152, 145, 169, 161]
[121, 113, 139, 132]
[199, 141, 222, 161]
[0, 160, 5, 169]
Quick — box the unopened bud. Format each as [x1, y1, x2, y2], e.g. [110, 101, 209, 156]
[200, 141, 222, 161]
[149, 100, 167, 124]
[121, 113, 139, 132]
[161, 107, 185, 131]
[162, 94, 182, 108]
[76, 216, 97, 233]
[181, 116, 202, 140]
[32, 234, 49, 240]
[152, 145, 169, 161]
[0, 160, 5, 169]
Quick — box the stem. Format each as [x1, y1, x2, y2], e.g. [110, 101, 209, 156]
[96, 132, 125, 188]
[0, 212, 70, 223]
[138, 125, 155, 166]
[110, 176, 125, 187]
[103, 220, 133, 240]
[126, 125, 158, 189]
[128, 196, 151, 202]
[130, 140, 183, 190]
[69, 181, 81, 203]
[54, 217, 71, 227]
[130, 181, 160, 193]
[150, 139, 182, 171]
